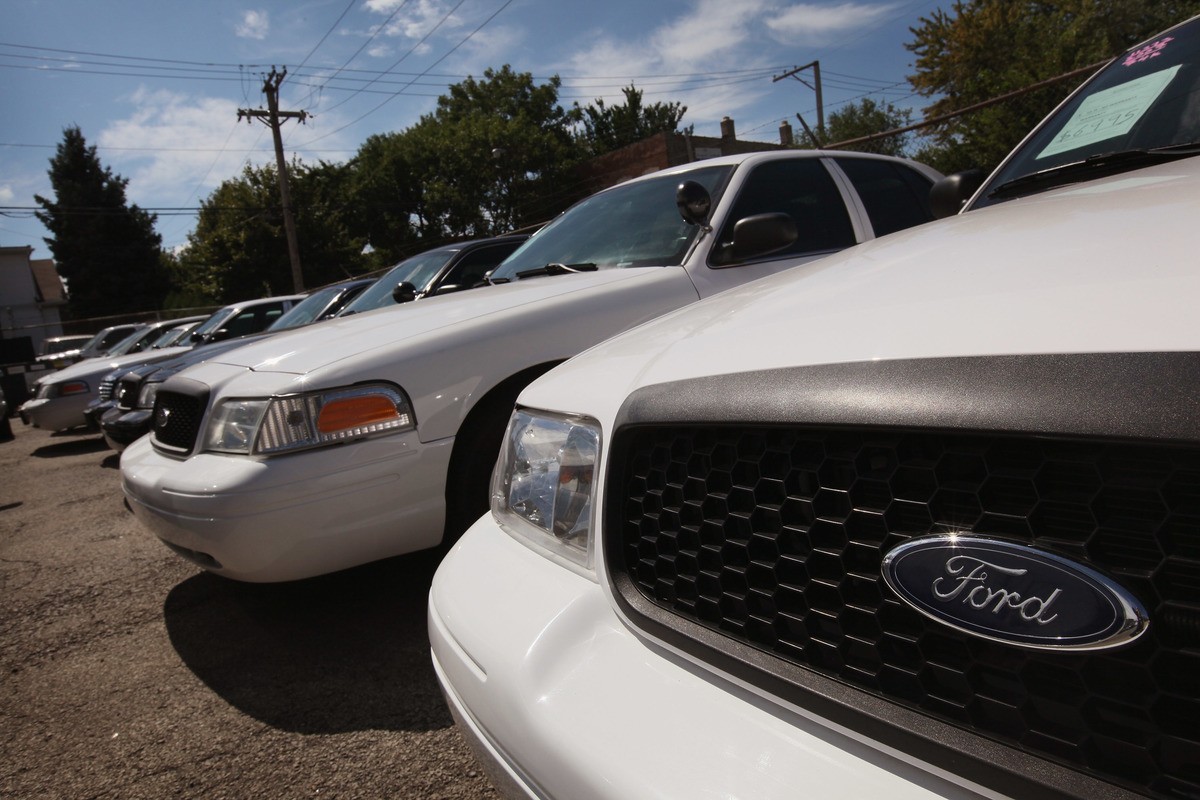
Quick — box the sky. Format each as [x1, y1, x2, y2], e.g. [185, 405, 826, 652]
[2, 0, 950, 260]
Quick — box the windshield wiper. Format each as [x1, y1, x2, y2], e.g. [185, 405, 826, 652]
[988, 143, 1200, 200]
[513, 262, 598, 280]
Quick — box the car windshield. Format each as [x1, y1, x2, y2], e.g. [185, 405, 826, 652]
[975, 16, 1200, 208]
[488, 164, 733, 282]
[151, 323, 198, 348]
[189, 308, 232, 339]
[341, 248, 458, 314]
[107, 327, 157, 356]
[268, 286, 342, 330]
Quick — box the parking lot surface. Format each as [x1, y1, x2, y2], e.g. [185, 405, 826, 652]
[0, 422, 500, 799]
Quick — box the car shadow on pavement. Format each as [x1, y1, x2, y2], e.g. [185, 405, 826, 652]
[31, 434, 108, 458]
[163, 549, 452, 735]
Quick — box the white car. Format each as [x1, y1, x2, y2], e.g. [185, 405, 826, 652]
[121, 150, 942, 582]
[429, 17, 1200, 800]
[21, 296, 303, 433]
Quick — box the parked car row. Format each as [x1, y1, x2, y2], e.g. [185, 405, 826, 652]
[27, 16, 1200, 799]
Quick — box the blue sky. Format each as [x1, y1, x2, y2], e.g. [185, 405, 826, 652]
[2, 0, 949, 258]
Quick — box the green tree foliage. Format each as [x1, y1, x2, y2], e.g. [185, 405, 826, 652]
[34, 126, 168, 318]
[907, 1, 1200, 174]
[821, 98, 915, 156]
[179, 160, 366, 304]
[574, 85, 690, 156]
[401, 65, 583, 234]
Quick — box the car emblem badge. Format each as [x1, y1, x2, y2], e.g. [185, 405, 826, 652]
[881, 534, 1148, 651]
[155, 406, 170, 428]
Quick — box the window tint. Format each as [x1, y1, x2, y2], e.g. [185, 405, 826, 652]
[224, 304, 284, 337]
[710, 159, 855, 267]
[439, 242, 524, 289]
[834, 158, 934, 237]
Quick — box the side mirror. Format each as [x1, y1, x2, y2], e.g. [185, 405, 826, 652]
[929, 169, 986, 219]
[392, 281, 418, 304]
[730, 213, 798, 260]
[206, 328, 231, 343]
[676, 180, 712, 227]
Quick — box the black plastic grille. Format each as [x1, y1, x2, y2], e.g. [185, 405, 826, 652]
[115, 374, 140, 410]
[97, 376, 116, 402]
[151, 389, 205, 453]
[608, 426, 1200, 799]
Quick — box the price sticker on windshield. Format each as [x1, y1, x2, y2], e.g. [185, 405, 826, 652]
[1037, 65, 1181, 159]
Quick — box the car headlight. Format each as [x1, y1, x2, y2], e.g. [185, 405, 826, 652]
[492, 408, 600, 571]
[137, 380, 162, 411]
[204, 383, 415, 455]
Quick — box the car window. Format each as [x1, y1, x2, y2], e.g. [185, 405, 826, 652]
[709, 159, 856, 267]
[834, 158, 935, 237]
[974, 17, 1200, 208]
[224, 304, 284, 338]
[437, 242, 524, 290]
[269, 287, 340, 330]
[490, 164, 733, 281]
[341, 248, 458, 313]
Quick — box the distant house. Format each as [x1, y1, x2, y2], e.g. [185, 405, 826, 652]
[0, 245, 67, 363]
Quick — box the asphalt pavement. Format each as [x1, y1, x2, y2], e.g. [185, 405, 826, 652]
[0, 421, 501, 799]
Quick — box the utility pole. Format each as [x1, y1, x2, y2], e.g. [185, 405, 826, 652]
[238, 67, 308, 292]
[774, 61, 824, 146]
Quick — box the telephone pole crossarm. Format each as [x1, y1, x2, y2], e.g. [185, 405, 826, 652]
[774, 61, 824, 137]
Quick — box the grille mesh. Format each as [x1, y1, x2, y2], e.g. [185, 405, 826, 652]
[151, 390, 205, 453]
[608, 425, 1200, 799]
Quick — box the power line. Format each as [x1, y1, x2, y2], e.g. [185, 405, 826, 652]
[293, 0, 513, 148]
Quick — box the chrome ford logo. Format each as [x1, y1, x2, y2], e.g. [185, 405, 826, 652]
[882, 534, 1148, 651]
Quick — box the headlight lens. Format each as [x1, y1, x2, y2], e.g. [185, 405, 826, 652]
[492, 408, 600, 570]
[137, 380, 161, 410]
[204, 383, 414, 455]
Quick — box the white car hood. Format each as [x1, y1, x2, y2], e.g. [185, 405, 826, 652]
[41, 345, 194, 384]
[528, 159, 1200, 419]
[206, 267, 682, 375]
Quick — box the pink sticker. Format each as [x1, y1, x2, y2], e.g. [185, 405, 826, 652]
[1124, 36, 1174, 67]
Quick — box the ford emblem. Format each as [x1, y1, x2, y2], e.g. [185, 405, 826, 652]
[881, 534, 1148, 651]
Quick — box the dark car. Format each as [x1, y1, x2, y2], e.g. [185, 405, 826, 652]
[338, 234, 528, 315]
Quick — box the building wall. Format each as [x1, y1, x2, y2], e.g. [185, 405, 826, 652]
[0, 246, 65, 360]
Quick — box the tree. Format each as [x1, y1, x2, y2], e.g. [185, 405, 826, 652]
[820, 98, 914, 156]
[401, 65, 584, 234]
[575, 85, 690, 157]
[34, 127, 169, 318]
[179, 160, 367, 304]
[907, 1, 1200, 174]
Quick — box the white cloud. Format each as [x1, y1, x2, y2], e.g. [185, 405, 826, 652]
[0, 185, 14, 203]
[96, 88, 343, 206]
[765, 2, 900, 45]
[236, 9, 270, 40]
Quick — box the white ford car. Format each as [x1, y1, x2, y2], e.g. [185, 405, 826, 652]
[120, 149, 941, 582]
[430, 17, 1200, 800]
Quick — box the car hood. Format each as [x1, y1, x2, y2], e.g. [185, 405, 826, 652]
[205, 267, 679, 375]
[41, 345, 195, 384]
[525, 159, 1200, 421]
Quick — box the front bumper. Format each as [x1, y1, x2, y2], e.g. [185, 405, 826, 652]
[100, 407, 149, 452]
[120, 430, 454, 582]
[19, 395, 93, 432]
[429, 515, 986, 800]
